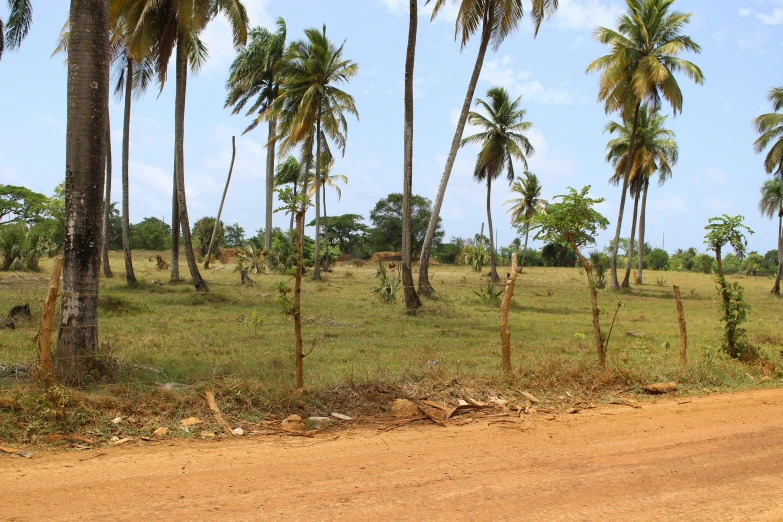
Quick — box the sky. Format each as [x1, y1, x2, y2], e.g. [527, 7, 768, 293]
[0, 0, 781, 255]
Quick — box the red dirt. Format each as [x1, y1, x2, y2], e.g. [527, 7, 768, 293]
[3, 388, 783, 521]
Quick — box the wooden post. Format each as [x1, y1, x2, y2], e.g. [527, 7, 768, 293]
[673, 284, 687, 365]
[38, 256, 64, 386]
[500, 253, 519, 372]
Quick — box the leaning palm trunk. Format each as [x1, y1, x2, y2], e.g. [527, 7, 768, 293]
[173, 37, 208, 293]
[170, 172, 180, 281]
[486, 176, 499, 282]
[121, 58, 136, 284]
[521, 221, 530, 270]
[773, 212, 782, 295]
[622, 187, 640, 288]
[636, 180, 648, 284]
[402, 0, 422, 310]
[101, 120, 113, 277]
[55, 0, 110, 384]
[610, 102, 641, 290]
[204, 136, 236, 269]
[418, 9, 493, 295]
[312, 112, 323, 280]
[265, 116, 277, 267]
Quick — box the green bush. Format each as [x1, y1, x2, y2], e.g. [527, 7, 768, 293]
[646, 248, 669, 270]
[0, 224, 51, 272]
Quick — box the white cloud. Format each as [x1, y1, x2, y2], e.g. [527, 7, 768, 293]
[479, 55, 584, 105]
[739, 8, 753, 17]
[379, 0, 406, 15]
[758, 8, 783, 25]
[525, 129, 576, 182]
[549, 0, 623, 31]
[570, 35, 585, 49]
[738, 29, 769, 54]
[200, 0, 272, 72]
[0, 151, 23, 185]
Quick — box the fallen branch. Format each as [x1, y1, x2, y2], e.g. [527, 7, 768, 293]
[204, 389, 236, 437]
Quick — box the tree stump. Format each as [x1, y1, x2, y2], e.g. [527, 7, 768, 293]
[240, 269, 253, 285]
[155, 254, 170, 271]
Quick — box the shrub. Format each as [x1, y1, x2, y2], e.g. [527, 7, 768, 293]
[0, 224, 51, 272]
[646, 248, 669, 270]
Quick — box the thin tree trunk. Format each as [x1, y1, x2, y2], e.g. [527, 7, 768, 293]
[294, 154, 312, 389]
[174, 37, 208, 293]
[265, 116, 277, 266]
[499, 252, 518, 372]
[772, 211, 782, 295]
[402, 0, 422, 310]
[312, 111, 323, 280]
[418, 9, 493, 296]
[322, 184, 330, 270]
[487, 176, 499, 282]
[636, 179, 648, 284]
[622, 187, 640, 288]
[610, 102, 641, 290]
[121, 58, 136, 284]
[673, 284, 687, 364]
[573, 246, 604, 367]
[170, 169, 180, 281]
[288, 179, 296, 247]
[55, 0, 109, 385]
[204, 136, 236, 269]
[101, 117, 113, 277]
[521, 222, 530, 270]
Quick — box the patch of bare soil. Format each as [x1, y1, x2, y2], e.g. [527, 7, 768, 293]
[2, 388, 783, 521]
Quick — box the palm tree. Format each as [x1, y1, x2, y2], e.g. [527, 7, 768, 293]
[587, 0, 703, 290]
[124, 0, 249, 292]
[605, 105, 678, 286]
[274, 25, 358, 280]
[55, 0, 110, 384]
[461, 86, 534, 282]
[275, 155, 303, 243]
[759, 178, 783, 295]
[402, 0, 421, 310]
[307, 159, 347, 270]
[754, 87, 783, 177]
[417, 0, 560, 296]
[0, 0, 33, 61]
[504, 171, 546, 270]
[225, 19, 287, 267]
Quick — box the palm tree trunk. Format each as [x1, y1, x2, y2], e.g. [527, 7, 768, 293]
[170, 169, 180, 281]
[101, 118, 113, 277]
[487, 176, 499, 282]
[521, 221, 530, 270]
[402, 0, 422, 310]
[121, 58, 136, 284]
[288, 179, 296, 247]
[418, 8, 493, 296]
[55, 0, 109, 385]
[204, 136, 236, 269]
[265, 116, 277, 267]
[772, 211, 782, 295]
[312, 110, 323, 280]
[636, 180, 648, 284]
[622, 187, 640, 288]
[610, 102, 641, 290]
[173, 37, 208, 293]
[322, 184, 330, 270]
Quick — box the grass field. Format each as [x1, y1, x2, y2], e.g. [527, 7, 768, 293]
[1, 252, 782, 442]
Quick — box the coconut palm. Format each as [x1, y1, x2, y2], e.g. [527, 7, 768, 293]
[225, 19, 287, 266]
[307, 159, 347, 270]
[275, 155, 303, 242]
[124, 0, 249, 292]
[587, 0, 703, 290]
[504, 171, 546, 270]
[605, 105, 678, 286]
[754, 87, 783, 177]
[417, 0, 560, 296]
[274, 25, 358, 280]
[461, 86, 534, 282]
[0, 0, 33, 61]
[759, 178, 783, 295]
[55, 0, 110, 384]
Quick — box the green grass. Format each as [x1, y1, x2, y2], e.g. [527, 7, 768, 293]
[0, 252, 781, 443]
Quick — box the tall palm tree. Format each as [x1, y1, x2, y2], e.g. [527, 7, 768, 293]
[418, 0, 560, 296]
[504, 171, 546, 270]
[402, 0, 421, 310]
[587, 0, 703, 290]
[759, 178, 783, 295]
[55, 0, 110, 384]
[307, 159, 347, 270]
[0, 0, 33, 61]
[275, 155, 303, 243]
[274, 25, 358, 280]
[461, 86, 534, 282]
[124, 0, 248, 292]
[754, 87, 783, 177]
[225, 19, 287, 267]
[605, 105, 678, 286]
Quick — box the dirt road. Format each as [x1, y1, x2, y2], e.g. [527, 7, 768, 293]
[2, 388, 783, 521]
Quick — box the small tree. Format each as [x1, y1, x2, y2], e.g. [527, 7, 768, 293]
[704, 215, 754, 359]
[532, 186, 610, 366]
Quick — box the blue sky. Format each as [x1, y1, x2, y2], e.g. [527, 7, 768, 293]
[0, 0, 781, 254]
